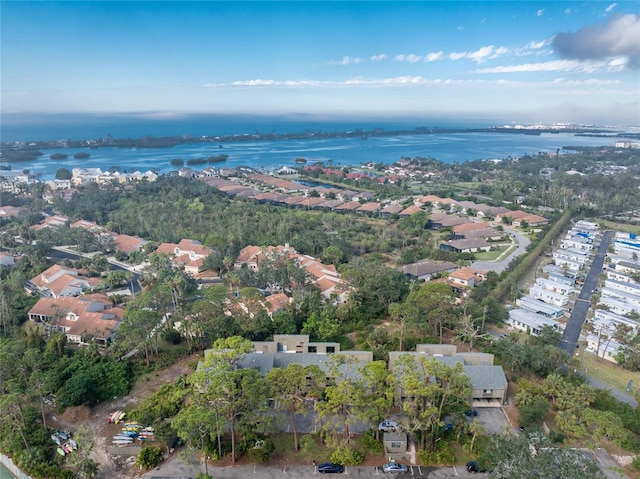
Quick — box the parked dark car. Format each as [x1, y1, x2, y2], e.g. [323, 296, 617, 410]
[466, 461, 487, 473]
[318, 462, 344, 474]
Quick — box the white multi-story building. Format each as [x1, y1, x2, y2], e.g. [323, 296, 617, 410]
[508, 309, 563, 336]
[535, 277, 574, 296]
[528, 286, 569, 307]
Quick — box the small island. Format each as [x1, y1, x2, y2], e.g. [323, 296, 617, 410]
[50, 153, 69, 160]
[73, 152, 91, 159]
[207, 154, 229, 163]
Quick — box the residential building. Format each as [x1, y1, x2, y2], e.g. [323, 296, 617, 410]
[398, 259, 457, 281]
[26, 265, 101, 298]
[507, 309, 563, 336]
[388, 344, 508, 407]
[439, 238, 492, 254]
[528, 285, 569, 307]
[516, 296, 564, 319]
[156, 239, 213, 275]
[27, 294, 123, 345]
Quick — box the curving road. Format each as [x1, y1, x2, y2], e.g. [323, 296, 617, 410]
[472, 226, 531, 274]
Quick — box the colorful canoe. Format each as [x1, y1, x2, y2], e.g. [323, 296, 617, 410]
[51, 434, 61, 445]
[69, 438, 78, 450]
[114, 412, 126, 424]
[56, 447, 66, 456]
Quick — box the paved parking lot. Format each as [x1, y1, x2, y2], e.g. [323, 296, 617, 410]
[149, 461, 489, 478]
[468, 407, 516, 436]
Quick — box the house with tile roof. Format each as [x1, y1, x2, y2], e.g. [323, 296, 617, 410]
[26, 264, 101, 298]
[235, 244, 345, 301]
[448, 267, 487, 290]
[427, 213, 472, 230]
[0, 205, 23, 219]
[398, 205, 423, 217]
[155, 239, 213, 275]
[263, 293, 291, 316]
[28, 294, 123, 344]
[112, 233, 148, 253]
[356, 202, 381, 214]
[512, 214, 549, 228]
[30, 214, 70, 230]
[378, 203, 403, 218]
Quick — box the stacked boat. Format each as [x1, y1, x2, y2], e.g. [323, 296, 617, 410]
[107, 410, 126, 424]
[51, 430, 78, 456]
[138, 427, 155, 442]
[112, 421, 155, 445]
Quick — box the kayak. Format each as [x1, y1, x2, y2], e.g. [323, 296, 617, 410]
[51, 434, 61, 445]
[69, 438, 78, 450]
[57, 447, 66, 456]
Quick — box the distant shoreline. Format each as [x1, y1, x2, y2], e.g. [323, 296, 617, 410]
[2, 126, 635, 165]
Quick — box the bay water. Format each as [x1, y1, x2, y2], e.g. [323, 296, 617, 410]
[2, 128, 617, 182]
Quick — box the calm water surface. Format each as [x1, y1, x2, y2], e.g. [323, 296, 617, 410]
[2, 131, 615, 182]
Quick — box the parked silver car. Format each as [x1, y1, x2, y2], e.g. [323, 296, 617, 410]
[382, 462, 408, 474]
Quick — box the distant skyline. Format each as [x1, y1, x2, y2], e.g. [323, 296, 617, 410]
[2, 1, 639, 126]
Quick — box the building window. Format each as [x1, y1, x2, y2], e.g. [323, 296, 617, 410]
[308, 346, 317, 353]
[390, 442, 403, 448]
[326, 346, 335, 353]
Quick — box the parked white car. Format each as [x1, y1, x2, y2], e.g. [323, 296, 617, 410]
[378, 420, 399, 432]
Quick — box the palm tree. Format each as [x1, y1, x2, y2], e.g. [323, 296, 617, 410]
[468, 419, 484, 452]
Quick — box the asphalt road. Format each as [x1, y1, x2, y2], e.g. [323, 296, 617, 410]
[472, 226, 530, 274]
[559, 230, 613, 355]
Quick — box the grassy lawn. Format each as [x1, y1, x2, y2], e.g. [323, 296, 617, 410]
[473, 245, 511, 261]
[583, 351, 640, 395]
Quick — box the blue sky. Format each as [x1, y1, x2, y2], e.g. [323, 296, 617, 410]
[2, 1, 639, 125]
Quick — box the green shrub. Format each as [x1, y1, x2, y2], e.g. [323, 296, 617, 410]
[361, 429, 383, 454]
[330, 445, 365, 465]
[548, 430, 565, 444]
[136, 446, 164, 470]
[632, 455, 640, 471]
[246, 438, 274, 463]
[416, 441, 455, 465]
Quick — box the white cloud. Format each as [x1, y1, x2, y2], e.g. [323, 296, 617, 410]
[564, 8, 572, 15]
[475, 59, 608, 73]
[328, 56, 363, 65]
[469, 45, 495, 63]
[219, 76, 623, 90]
[370, 53, 387, 62]
[394, 54, 405, 62]
[425, 51, 443, 62]
[605, 3, 617, 13]
[406, 54, 422, 64]
[457, 25, 465, 31]
[449, 52, 467, 60]
[537, 9, 544, 17]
